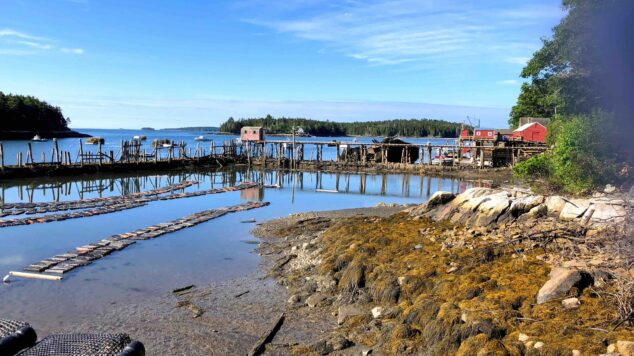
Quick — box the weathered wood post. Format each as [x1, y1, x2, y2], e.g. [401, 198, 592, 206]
[98, 141, 103, 165]
[427, 143, 432, 166]
[17, 152, 22, 167]
[0, 142, 4, 168]
[109, 150, 114, 163]
[41, 151, 45, 163]
[53, 139, 59, 163]
[79, 139, 84, 166]
[479, 148, 484, 168]
[27, 143, 33, 165]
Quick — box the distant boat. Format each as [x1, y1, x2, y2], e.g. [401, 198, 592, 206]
[86, 137, 105, 145]
[133, 135, 147, 141]
[152, 139, 171, 148]
[32, 134, 48, 142]
[194, 135, 209, 141]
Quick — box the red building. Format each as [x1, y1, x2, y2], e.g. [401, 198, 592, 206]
[473, 129, 514, 140]
[240, 126, 265, 141]
[512, 122, 547, 143]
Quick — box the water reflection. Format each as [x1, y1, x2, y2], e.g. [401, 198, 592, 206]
[0, 168, 479, 204]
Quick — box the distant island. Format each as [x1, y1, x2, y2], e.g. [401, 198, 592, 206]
[161, 126, 219, 132]
[0, 91, 89, 140]
[141, 127, 155, 131]
[219, 115, 465, 138]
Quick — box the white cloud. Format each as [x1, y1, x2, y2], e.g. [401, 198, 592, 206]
[242, 1, 563, 68]
[506, 56, 530, 65]
[496, 79, 518, 85]
[0, 28, 83, 55]
[61, 47, 85, 54]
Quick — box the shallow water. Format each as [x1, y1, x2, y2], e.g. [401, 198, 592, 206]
[0, 167, 471, 333]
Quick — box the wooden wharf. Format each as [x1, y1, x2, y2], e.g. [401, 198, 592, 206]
[0, 138, 548, 180]
[10, 201, 270, 280]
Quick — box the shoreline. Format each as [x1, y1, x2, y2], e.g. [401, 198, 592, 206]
[0, 130, 91, 140]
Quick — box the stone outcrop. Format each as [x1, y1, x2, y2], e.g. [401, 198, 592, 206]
[410, 187, 629, 228]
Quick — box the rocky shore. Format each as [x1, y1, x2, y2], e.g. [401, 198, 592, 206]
[253, 187, 634, 354]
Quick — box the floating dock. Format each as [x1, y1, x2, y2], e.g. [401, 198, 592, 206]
[0, 182, 260, 228]
[13, 201, 270, 279]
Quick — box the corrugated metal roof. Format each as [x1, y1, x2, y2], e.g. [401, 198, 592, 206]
[514, 122, 545, 132]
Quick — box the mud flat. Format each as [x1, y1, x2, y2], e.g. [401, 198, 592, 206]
[251, 187, 634, 354]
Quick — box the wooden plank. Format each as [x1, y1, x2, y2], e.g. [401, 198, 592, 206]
[248, 313, 285, 356]
[9, 271, 62, 281]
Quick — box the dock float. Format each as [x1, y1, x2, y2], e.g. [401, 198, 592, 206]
[0, 182, 261, 228]
[11, 201, 270, 279]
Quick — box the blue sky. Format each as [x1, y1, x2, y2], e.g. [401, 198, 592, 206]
[0, 0, 564, 129]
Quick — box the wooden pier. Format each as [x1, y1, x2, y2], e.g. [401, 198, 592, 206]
[0, 138, 549, 179]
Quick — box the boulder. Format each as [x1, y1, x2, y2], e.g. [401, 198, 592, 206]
[306, 293, 327, 308]
[617, 341, 634, 356]
[560, 199, 591, 220]
[604, 184, 616, 193]
[545, 196, 568, 216]
[337, 305, 365, 325]
[507, 195, 545, 218]
[473, 192, 511, 226]
[410, 191, 455, 216]
[589, 202, 627, 223]
[536, 267, 592, 304]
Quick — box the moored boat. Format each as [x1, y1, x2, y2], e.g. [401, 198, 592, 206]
[32, 134, 48, 142]
[85, 137, 105, 145]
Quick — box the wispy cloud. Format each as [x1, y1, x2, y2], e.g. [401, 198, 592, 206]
[241, 0, 563, 68]
[496, 79, 518, 85]
[0, 28, 84, 56]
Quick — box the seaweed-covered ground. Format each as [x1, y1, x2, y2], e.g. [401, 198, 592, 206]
[253, 200, 634, 354]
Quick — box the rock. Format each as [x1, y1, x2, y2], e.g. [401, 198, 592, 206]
[397, 276, 407, 286]
[518, 333, 530, 342]
[589, 202, 627, 223]
[362, 348, 373, 356]
[371, 306, 384, 319]
[337, 305, 364, 325]
[308, 340, 332, 355]
[525, 204, 548, 218]
[560, 199, 591, 220]
[287, 294, 300, 304]
[306, 293, 327, 308]
[447, 266, 459, 273]
[315, 275, 337, 292]
[607, 344, 617, 353]
[507, 195, 545, 218]
[562, 297, 581, 309]
[533, 341, 544, 349]
[545, 196, 568, 216]
[617, 340, 634, 356]
[572, 350, 581, 356]
[536, 267, 591, 304]
[604, 184, 617, 193]
[410, 191, 455, 215]
[328, 335, 352, 351]
[414, 244, 423, 250]
[474, 193, 511, 226]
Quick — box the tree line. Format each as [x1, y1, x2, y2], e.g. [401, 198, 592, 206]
[0, 91, 70, 132]
[512, 0, 634, 193]
[219, 115, 464, 138]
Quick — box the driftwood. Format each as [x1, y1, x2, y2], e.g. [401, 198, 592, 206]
[247, 312, 285, 356]
[172, 285, 195, 295]
[234, 290, 250, 298]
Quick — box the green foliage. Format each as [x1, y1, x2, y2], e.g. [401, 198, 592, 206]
[0, 91, 70, 132]
[511, 0, 633, 192]
[219, 115, 464, 138]
[514, 112, 618, 193]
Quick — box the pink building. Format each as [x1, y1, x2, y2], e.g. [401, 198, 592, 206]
[240, 126, 265, 141]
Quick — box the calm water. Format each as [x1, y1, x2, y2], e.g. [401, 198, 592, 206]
[0, 128, 457, 165]
[0, 166, 472, 334]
